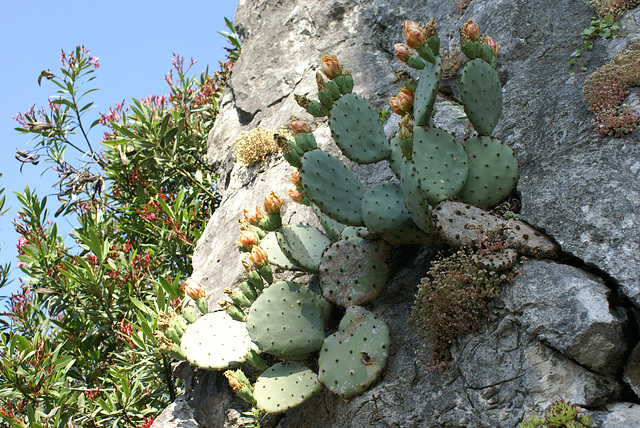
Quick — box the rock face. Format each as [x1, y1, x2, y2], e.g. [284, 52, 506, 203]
[153, 0, 640, 427]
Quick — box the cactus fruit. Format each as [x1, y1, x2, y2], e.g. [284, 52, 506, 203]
[329, 93, 391, 164]
[253, 362, 322, 414]
[412, 126, 469, 205]
[299, 149, 366, 226]
[318, 234, 391, 306]
[460, 58, 502, 136]
[318, 306, 390, 399]
[413, 57, 442, 126]
[457, 136, 518, 208]
[246, 281, 327, 359]
[276, 225, 331, 273]
[361, 182, 415, 234]
[259, 231, 299, 270]
[180, 311, 259, 370]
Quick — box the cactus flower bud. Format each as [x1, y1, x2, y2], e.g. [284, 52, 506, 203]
[290, 119, 312, 136]
[263, 191, 283, 215]
[182, 277, 205, 300]
[294, 94, 311, 109]
[320, 55, 342, 79]
[461, 20, 480, 42]
[249, 246, 269, 268]
[289, 169, 302, 188]
[403, 20, 427, 49]
[394, 43, 413, 62]
[486, 36, 499, 57]
[288, 187, 305, 203]
[389, 97, 404, 116]
[424, 17, 438, 38]
[396, 88, 414, 111]
[243, 207, 265, 226]
[237, 230, 259, 252]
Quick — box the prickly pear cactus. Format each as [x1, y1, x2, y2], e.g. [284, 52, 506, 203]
[298, 149, 365, 226]
[361, 182, 415, 234]
[318, 306, 390, 399]
[413, 57, 442, 126]
[460, 58, 502, 136]
[276, 225, 331, 273]
[329, 93, 391, 164]
[318, 233, 391, 306]
[180, 311, 259, 370]
[253, 362, 322, 414]
[259, 231, 299, 270]
[246, 281, 327, 359]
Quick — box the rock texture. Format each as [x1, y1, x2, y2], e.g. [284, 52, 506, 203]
[153, 0, 640, 427]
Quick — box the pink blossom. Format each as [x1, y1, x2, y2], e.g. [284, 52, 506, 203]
[91, 56, 100, 69]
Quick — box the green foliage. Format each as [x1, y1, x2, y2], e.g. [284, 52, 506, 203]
[581, 13, 621, 40]
[2, 19, 240, 427]
[519, 399, 593, 428]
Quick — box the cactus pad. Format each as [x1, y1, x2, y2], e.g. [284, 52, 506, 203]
[260, 231, 299, 270]
[456, 136, 518, 208]
[361, 182, 415, 234]
[299, 149, 365, 226]
[329, 93, 391, 164]
[276, 225, 331, 273]
[412, 126, 469, 205]
[318, 306, 390, 399]
[413, 57, 442, 126]
[318, 234, 391, 307]
[387, 135, 404, 181]
[180, 311, 259, 370]
[312, 204, 345, 240]
[246, 281, 326, 359]
[254, 362, 322, 414]
[400, 158, 434, 233]
[460, 58, 502, 136]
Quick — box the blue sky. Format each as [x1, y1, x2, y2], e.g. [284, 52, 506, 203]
[0, 0, 239, 297]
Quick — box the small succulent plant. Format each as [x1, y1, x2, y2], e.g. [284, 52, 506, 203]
[518, 399, 593, 428]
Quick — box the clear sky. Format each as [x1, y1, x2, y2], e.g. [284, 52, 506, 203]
[0, 0, 240, 297]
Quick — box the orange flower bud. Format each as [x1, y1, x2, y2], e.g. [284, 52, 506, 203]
[288, 187, 304, 203]
[237, 230, 259, 251]
[243, 207, 264, 226]
[263, 191, 283, 215]
[394, 43, 413, 62]
[182, 277, 205, 300]
[396, 88, 414, 111]
[321, 55, 342, 79]
[249, 246, 269, 268]
[389, 97, 404, 116]
[290, 119, 312, 136]
[403, 20, 427, 49]
[289, 170, 302, 188]
[462, 20, 479, 42]
[486, 36, 499, 57]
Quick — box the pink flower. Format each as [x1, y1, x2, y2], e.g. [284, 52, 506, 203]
[486, 36, 499, 57]
[462, 20, 480, 42]
[394, 43, 413, 63]
[321, 55, 342, 79]
[182, 277, 205, 300]
[403, 21, 427, 49]
[91, 56, 100, 69]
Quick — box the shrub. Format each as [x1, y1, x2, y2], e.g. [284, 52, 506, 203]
[233, 127, 292, 165]
[590, 0, 640, 18]
[409, 245, 519, 371]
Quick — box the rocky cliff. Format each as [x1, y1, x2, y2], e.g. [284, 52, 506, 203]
[153, 0, 640, 427]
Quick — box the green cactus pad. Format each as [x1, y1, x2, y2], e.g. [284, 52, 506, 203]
[312, 204, 345, 240]
[318, 306, 390, 399]
[361, 182, 414, 234]
[456, 136, 518, 208]
[276, 225, 331, 273]
[460, 58, 502, 136]
[318, 234, 391, 307]
[414, 56, 442, 126]
[299, 149, 365, 226]
[399, 158, 434, 234]
[387, 135, 404, 181]
[180, 311, 259, 370]
[412, 126, 469, 205]
[308, 275, 332, 327]
[259, 231, 299, 270]
[328, 93, 391, 164]
[246, 281, 326, 359]
[380, 224, 439, 245]
[254, 362, 322, 414]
